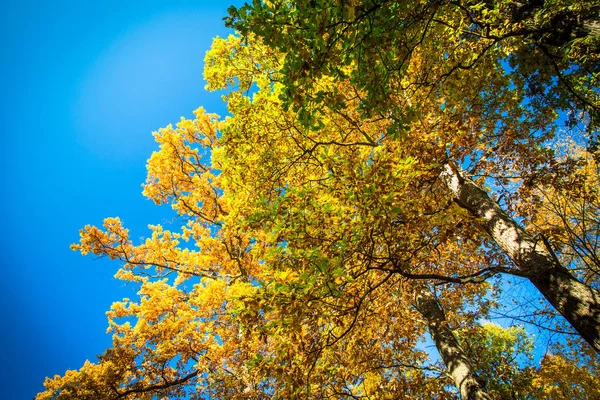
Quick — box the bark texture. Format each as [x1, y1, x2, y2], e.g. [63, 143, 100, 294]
[441, 163, 600, 353]
[414, 287, 492, 400]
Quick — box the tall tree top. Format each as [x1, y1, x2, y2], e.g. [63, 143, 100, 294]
[227, 0, 600, 131]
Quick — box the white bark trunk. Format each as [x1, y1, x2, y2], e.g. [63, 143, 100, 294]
[440, 162, 600, 353]
[414, 287, 491, 400]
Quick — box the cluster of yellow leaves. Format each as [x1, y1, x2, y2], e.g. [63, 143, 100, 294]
[531, 352, 600, 399]
[143, 107, 225, 221]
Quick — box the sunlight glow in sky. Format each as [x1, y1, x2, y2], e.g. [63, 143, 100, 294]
[0, 1, 239, 398]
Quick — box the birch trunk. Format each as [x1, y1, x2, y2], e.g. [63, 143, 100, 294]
[441, 162, 600, 353]
[414, 287, 491, 400]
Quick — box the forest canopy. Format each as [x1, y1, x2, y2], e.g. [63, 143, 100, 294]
[38, 1, 600, 399]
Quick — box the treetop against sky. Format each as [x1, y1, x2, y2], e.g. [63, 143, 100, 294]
[16, 0, 600, 399]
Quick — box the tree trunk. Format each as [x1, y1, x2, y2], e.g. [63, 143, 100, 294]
[414, 287, 492, 400]
[441, 162, 600, 353]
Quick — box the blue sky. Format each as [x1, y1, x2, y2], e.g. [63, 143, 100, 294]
[0, 1, 239, 398]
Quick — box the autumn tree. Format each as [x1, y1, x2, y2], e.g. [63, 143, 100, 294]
[458, 322, 600, 399]
[37, 35, 504, 399]
[205, 33, 499, 398]
[38, 1, 600, 398]
[226, 0, 600, 351]
[36, 107, 493, 398]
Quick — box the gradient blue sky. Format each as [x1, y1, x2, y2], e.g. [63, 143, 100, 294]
[0, 1, 240, 398]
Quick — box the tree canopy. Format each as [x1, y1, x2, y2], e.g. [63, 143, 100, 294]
[38, 1, 600, 399]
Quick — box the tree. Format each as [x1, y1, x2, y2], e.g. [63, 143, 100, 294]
[414, 287, 491, 399]
[226, 0, 600, 351]
[458, 323, 536, 399]
[227, 0, 600, 129]
[38, 1, 600, 398]
[38, 35, 501, 398]
[38, 68, 496, 400]
[458, 322, 600, 400]
[529, 348, 600, 399]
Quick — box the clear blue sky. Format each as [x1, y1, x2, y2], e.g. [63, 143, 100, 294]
[0, 1, 239, 398]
